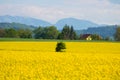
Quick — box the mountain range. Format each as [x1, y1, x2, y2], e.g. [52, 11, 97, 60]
[55, 18, 99, 30]
[0, 15, 118, 38]
[0, 15, 99, 30]
[0, 15, 51, 27]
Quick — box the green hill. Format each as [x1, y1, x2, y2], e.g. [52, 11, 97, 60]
[0, 22, 36, 30]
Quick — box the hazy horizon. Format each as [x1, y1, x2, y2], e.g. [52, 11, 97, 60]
[0, 0, 120, 25]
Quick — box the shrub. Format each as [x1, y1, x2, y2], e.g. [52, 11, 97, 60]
[56, 42, 66, 52]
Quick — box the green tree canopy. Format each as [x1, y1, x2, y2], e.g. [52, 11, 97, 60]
[91, 34, 102, 40]
[0, 29, 6, 37]
[114, 27, 120, 41]
[33, 26, 59, 39]
[33, 26, 43, 39]
[18, 29, 32, 38]
[56, 42, 66, 52]
[5, 28, 18, 38]
[58, 25, 77, 40]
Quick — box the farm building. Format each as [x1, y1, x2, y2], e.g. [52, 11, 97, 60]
[80, 34, 92, 40]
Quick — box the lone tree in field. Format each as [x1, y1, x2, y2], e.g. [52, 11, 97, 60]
[56, 42, 66, 52]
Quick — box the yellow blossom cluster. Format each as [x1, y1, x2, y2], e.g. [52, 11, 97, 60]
[0, 42, 120, 80]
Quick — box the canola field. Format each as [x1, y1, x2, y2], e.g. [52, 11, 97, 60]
[0, 42, 120, 80]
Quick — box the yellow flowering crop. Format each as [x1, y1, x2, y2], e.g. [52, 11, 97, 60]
[0, 42, 120, 80]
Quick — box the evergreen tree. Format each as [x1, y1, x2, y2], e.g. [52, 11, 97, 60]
[114, 27, 120, 41]
[69, 26, 77, 40]
[58, 25, 77, 40]
[62, 25, 70, 39]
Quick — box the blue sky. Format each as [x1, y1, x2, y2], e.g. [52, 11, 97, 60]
[0, 0, 120, 24]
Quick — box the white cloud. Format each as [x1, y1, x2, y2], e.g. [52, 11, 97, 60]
[0, 0, 120, 24]
[0, 4, 68, 23]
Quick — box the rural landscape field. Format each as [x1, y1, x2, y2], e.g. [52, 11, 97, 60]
[0, 42, 120, 80]
[0, 0, 120, 80]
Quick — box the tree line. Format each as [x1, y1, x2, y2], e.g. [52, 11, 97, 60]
[0, 28, 32, 38]
[0, 25, 120, 41]
[33, 25, 78, 40]
[0, 25, 78, 40]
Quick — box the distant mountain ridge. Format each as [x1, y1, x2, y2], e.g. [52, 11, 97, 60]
[0, 15, 51, 27]
[0, 15, 118, 38]
[76, 25, 118, 39]
[55, 18, 99, 30]
[0, 15, 100, 30]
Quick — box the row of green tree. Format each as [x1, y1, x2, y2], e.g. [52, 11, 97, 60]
[34, 25, 77, 40]
[0, 28, 32, 38]
[0, 25, 77, 40]
[0, 25, 120, 41]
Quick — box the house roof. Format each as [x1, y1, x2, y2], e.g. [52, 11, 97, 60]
[80, 34, 91, 39]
